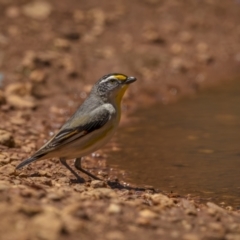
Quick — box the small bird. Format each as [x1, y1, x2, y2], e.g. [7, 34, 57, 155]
[16, 73, 137, 181]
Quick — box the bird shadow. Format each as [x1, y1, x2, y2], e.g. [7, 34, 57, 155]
[107, 180, 158, 193]
[70, 177, 158, 193]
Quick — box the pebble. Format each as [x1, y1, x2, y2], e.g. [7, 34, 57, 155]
[22, 1, 52, 20]
[207, 202, 226, 215]
[82, 188, 117, 200]
[105, 231, 124, 240]
[19, 204, 43, 216]
[0, 130, 15, 147]
[179, 31, 193, 43]
[196, 42, 208, 53]
[21, 51, 36, 69]
[0, 164, 15, 175]
[73, 185, 85, 193]
[142, 29, 165, 44]
[90, 180, 107, 188]
[170, 57, 192, 73]
[38, 170, 52, 178]
[226, 206, 233, 211]
[0, 157, 10, 165]
[107, 203, 122, 214]
[10, 116, 26, 125]
[150, 193, 174, 208]
[181, 199, 197, 216]
[139, 209, 158, 219]
[29, 69, 46, 83]
[58, 56, 78, 77]
[5, 6, 20, 18]
[54, 38, 71, 50]
[170, 43, 183, 55]
[136, 217, 151, 226]
[6, 95, 36, 109]
[5, 82, 32, 96]
[183, 233, 200, 240]
[47, 192, 64, 201]
[197, 53, 214, 64]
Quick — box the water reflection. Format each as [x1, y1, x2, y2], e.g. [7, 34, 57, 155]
[108, 80, 240, 207]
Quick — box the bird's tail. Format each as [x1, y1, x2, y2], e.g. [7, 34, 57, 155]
[16, 153, 46, 170]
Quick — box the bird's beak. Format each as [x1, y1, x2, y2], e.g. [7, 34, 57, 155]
[124, 76, 137, 84]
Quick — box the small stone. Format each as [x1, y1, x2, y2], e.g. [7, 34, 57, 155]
[82, 188, 116, 199]
[95, 47, 115, 59]
[83, 84, 92, 93]
[47, 192, 64, 201]
[181, 199, 197, 216]
[207, 202, 226, 215]
[22, 1, 52, 20]
[196, 42, 208, 53]
[0, 164, 16, 175]
[90, 180, 106, 188]
[58, 57, 78, 77]
[19, 204, 43, 216]
[10, 116, 26, 125]
[197, 53, 214, 64]
[107, 203, 122, 214]
[73, 185, 85, 193]
[170, 43, 183, 55]
[105, 231, 124, 240]
[0, 130, 15, 147]
[183, 233, 200, 240]
[7, 25, 20, 37]
[150, 193, 174, 208]
[136, 217, 151, 226]
[73, 10, 85, 23]
[6, 95, 36, 109]
[54, 38, 71, 50]
[226, 206, 233, 211]
[139, 209, 158, 219]
[21, 51, 36, 69]
[179, 31, 193, 43]
[182, 220, 192, 230]
[5, 82, 32, 96]
[209, 222, 225, 232]
[170, 57, 192, 73]
[0, 157, 10, 165]
[38, 170, 51, 178]
[5, 6, 20, 18]
[142, 29, 165, 44]
[29, 69, 47, 83]
[61, 214, 83, 233]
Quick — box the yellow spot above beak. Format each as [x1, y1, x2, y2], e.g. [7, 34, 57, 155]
[114, 74, 127, 81]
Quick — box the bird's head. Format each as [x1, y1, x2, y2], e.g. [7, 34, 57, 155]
[94, 73, 137, 104]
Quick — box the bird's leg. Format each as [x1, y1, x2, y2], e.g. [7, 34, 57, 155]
[74, 157, 101, 180]
[59, 157, 84, 183]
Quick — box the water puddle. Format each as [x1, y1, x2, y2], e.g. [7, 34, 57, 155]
[107, 80, 240, 207]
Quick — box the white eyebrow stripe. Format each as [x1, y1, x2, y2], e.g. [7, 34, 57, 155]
[100, 76, 117, 83]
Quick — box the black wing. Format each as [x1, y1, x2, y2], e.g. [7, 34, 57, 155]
[41, 107, 111, 151]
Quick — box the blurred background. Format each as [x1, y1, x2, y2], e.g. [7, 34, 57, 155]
[0, 0, 240, 107]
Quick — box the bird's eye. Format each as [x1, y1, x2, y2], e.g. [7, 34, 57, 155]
[109, 79, 116, 84]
